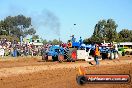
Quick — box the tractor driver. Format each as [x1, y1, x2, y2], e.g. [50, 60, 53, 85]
[79, 37, 83, 45]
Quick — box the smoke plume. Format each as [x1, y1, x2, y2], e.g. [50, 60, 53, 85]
[31, 9, 61, 36]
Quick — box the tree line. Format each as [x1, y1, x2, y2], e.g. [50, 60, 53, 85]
[42, 39, 62, 45]
[84, 19, 132, 44]
[0, 15, 37, 41]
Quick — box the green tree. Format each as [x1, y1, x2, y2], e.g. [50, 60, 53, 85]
[85, 19, 118, 44]
[118, 29, 132, 42]
[105, 19, 118, 42]
[43, 39, 48, 44]
[26, 28, 36, 36]
[47, 39, 62, 45]
[32, 35, 39, 40]
[0, 20, 9, 35]
[0, 15, 33, 39]
[48, 40, 52, 44]
[52, 39, 60, 45]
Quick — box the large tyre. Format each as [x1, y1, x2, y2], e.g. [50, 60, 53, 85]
[122, 52, 125, 56]
[102, 53, 107, 60]
[52, 56, 58, 61]
[67, 48, 77, 62]
[58, 54, 64, 62]
[76, 76, 87, 85]
[71, 51, 77, 61]
[125, 51, 130, 55]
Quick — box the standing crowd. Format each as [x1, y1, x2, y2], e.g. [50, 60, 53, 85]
[0, 38, 47, 57]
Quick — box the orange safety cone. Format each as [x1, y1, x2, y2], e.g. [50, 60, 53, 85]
[78, 66, 86, 75]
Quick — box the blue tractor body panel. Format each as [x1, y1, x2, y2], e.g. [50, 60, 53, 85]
[47, 46, 65, 57]
[72, 42, 80, 48]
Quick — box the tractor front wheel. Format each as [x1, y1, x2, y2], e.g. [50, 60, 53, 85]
[58, 54, 64, 62]
[52, 56, 58, 61]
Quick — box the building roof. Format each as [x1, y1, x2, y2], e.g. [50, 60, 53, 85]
[118, 42, 132, 45]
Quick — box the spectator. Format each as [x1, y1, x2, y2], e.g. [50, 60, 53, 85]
[94, 44, 100, 65]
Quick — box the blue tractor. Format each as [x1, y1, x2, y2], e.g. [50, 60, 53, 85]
[42, 45, 77, 62]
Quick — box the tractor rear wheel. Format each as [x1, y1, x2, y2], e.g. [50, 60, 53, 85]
[67, 48, 77, 62]
[71, 50, 77, 61]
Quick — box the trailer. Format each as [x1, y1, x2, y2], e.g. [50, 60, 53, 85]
[77, 44, 103, 61]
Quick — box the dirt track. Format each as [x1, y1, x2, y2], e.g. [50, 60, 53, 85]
[0, 56, 132, 88]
